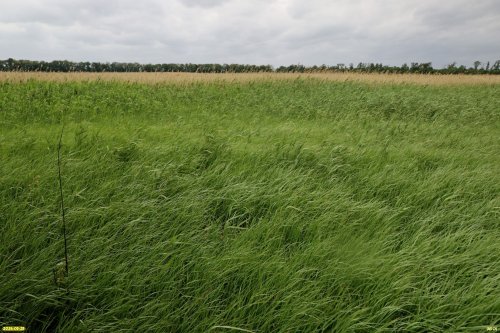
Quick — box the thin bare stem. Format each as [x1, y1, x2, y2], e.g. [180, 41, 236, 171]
[57, 124, 69, 276]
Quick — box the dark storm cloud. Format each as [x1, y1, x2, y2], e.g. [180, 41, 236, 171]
[0, 0, 499, 67]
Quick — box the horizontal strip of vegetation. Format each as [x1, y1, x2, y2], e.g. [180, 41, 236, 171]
[1, 58, 500, 74]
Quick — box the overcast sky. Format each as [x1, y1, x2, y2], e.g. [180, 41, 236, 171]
[1, 0, 499, 68]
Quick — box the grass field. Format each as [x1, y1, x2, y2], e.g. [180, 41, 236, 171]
[1, 75, 499, 332]
[2, 71, 500, 85]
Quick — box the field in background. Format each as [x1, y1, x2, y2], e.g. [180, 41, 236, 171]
[1, 71, 500, 85]
[1, 78, 499, 332]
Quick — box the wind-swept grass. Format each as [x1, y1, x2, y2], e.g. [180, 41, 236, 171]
[0, 78, 499, 332]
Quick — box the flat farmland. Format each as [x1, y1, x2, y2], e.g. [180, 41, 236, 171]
[1, 74, 499, 332]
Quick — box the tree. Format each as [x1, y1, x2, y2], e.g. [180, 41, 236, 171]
[492, 60, 500, 71]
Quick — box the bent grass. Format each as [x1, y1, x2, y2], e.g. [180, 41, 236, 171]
[0, 78, 498, 332]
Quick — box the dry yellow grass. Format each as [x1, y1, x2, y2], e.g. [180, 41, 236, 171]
[1, 71, 499, 85]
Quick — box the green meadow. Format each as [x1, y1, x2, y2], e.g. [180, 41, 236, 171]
[1, 79, 499, 332]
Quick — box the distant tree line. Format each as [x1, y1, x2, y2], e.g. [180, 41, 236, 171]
[274, 61, 500, 74]
[1, 58, 499, 74]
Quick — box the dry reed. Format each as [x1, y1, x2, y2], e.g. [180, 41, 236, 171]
[1, 71, 499, 85]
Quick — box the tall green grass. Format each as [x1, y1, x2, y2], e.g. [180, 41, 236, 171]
[1, 79, 499, 332]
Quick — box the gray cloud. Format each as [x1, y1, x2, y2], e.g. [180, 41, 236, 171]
[178, 0, 231, 8]
[0, 0, 499, 67]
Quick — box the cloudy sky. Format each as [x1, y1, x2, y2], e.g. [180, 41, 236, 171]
[1, 0, 499, 68]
